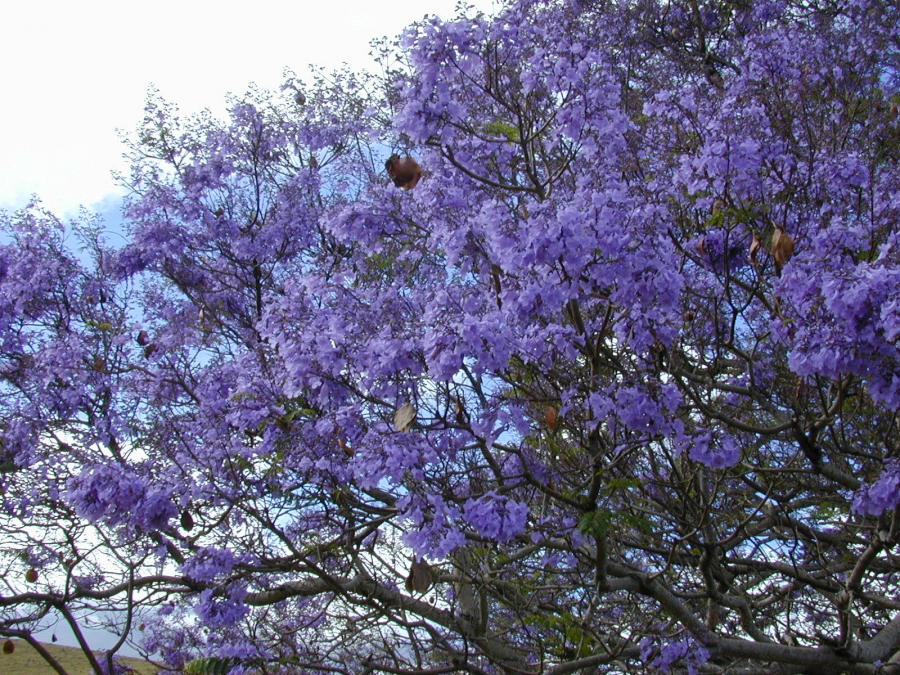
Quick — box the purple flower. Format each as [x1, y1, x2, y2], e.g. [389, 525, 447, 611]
[182, 548, 238, 583]
[464, 493, 529, 543]
[195, 586, 249, 629]
[853, 461, 900, 516]
[640, 635, 710, 674]
[66, 464, 176, 533]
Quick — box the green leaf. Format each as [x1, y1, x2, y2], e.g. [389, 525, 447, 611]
[183, 657, 235, 675]
[483, 120, 521, 142]
[602, 477, 640, 495]
[578, 509, 614, 537]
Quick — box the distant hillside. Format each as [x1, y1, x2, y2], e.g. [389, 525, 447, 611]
[1, 640, 159, 675]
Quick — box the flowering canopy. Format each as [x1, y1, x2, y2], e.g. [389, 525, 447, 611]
[2, 1, 900, 674]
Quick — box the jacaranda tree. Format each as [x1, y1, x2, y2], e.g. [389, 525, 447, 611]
[2, 0, 900, 673]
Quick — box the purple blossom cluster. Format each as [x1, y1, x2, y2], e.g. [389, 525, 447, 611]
[640, 635, 710, 675]
[65, 463, 176, 533]
[181, 547, 240, 583]
[2, 0, 900, 673]
[853, 460, 900, 517]
[195, 586, 249, 629]
[463, 493, 529, 543]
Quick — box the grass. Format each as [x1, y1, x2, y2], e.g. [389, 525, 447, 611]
[1, 640, 159, 675]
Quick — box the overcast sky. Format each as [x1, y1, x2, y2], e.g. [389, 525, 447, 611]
[0, 0, 496, 219]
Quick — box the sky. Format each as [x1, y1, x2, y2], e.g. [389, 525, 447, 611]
[1, 0, 496, 658]
[0, 0, 497, 221]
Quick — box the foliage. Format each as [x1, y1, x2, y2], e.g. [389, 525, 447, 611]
[2, 1, 900, 674]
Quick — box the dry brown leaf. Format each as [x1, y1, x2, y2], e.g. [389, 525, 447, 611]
[545, 406, 559, 431]
[749, 235, 761, 266]
[394, 403, 417, 432]
[771, 228, 795, 267]
[405, 558, 434, 594]
[386, 156, 422, 190]
[454, 397, 466, 424]
[339, 438, 354, 457]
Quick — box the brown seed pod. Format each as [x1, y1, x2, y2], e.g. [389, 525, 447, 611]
[771, 228, 795, 267]
[545, 406, 559, 431]
[136, 330, 151, 346]
[180, 509, 194, 531]
[385, 155, 422, 190]
[143, 344, 159, 359]
[394, 403, 417, 432]
[454, 397, 467, 425]
[3, 639, 14, 655]
[339, 438, 354, 457]
[405, 558, 434, 594]
[749, 235, 761, 266]
[696, 237, 707, 256]
[25, 568, 38, 583]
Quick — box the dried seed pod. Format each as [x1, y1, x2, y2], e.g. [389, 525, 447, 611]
[3, 639, 14, 655]
[394, 403, 417, 432]
[454, 397, 466, 425]
[180, 509, 194, 531]
[696, 237, 707, 256]
[136, 330, 151, 346]
[25, 568, 38, 583]
[771, 228, 795, 267]
[749, 235, 761, 266]
[386, 155, 422, 190]
[545, 406, 559, 431]
[405, 558, 434, 593]
[144, 344, 159, 359]
[339, 438, 354, 457]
